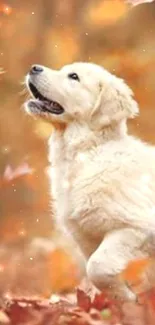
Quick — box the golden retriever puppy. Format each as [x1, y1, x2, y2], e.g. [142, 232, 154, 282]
[25, 62, 155, 301]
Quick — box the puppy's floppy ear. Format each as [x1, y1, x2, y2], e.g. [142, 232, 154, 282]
[91, 75, 139, 129]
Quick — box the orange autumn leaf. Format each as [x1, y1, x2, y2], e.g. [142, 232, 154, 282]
[121, 258, 153, 285]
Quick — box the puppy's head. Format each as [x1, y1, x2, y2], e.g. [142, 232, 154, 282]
[25, 62, 139, 130]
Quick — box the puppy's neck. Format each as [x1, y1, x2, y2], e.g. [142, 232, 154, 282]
[51, 119, 127, 157]
[98, 119, 128, 144]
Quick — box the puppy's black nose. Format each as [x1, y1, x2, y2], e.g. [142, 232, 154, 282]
[30, 65, 43, 75]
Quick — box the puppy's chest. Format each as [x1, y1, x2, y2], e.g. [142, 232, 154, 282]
[49, 135, 80, 221]
[49, 136, 128, 234]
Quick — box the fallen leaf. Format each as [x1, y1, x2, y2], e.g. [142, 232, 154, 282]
[122, 302, 146, 325]
[77, 288, 91, 312]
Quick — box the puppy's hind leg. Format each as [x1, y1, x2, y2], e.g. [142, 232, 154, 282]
[86, 228, 149, 301]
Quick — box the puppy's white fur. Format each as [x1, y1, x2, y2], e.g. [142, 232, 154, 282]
[26, 62, 155, 300]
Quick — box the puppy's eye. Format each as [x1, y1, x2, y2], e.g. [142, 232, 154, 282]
[68, 73, 80, 82]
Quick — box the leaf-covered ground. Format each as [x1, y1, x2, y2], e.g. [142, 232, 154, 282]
[1, 288, 155, 325]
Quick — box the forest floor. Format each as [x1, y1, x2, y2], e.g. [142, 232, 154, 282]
[1, 287, 155, 325]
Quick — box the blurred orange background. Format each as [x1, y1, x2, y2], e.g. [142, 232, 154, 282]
[0, 0, 155, 297]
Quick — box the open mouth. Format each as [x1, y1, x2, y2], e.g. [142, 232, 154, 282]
[28, 82, 64, 115]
